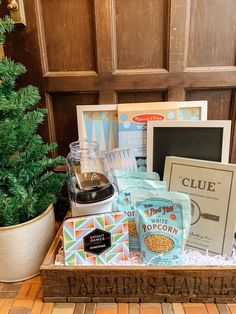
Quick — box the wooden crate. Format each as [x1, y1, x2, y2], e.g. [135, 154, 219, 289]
[40, 223, 236, 303]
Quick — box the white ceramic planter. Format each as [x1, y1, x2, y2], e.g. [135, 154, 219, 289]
[0, 205, 56, 282]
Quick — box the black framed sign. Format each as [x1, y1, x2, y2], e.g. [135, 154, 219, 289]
[147, 120, 231, 179]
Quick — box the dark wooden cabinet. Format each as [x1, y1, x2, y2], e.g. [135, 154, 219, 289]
[1, 0, 236, 160]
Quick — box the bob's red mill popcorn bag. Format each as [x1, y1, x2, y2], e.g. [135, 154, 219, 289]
[135, 191, 191, 265]
[114, 170, 166, 251]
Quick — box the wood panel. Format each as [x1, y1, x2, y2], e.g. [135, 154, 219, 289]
[2, 0, 236, 161]
[114, 0, 168, 70]
[40, 0, 96, 72]
[94, 0, 113, 74]
[229, 91, 236, 163]
[187, 0, 236, 67]
[45, 71, 236, 92]
[186, 88, 236, 163]
[169, 0, 189, 72]
[186, 89, 233, 120]
[117, 90, 167, 103]
[51, 93, 98, 157]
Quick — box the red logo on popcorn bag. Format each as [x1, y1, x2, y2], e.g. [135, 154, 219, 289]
[131, 114, 165, 123]
[170, 214, 176, 220]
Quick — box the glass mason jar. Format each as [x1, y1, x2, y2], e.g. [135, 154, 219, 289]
[66, 139, 115, 216]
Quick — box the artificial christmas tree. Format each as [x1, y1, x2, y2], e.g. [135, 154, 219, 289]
[0, 15, 65, 227]
[0, 13, 65, 281]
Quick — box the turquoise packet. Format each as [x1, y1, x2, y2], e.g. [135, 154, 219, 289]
[135, 191, 191, 265]
[114, 180, 167, 251]
[114, 170, 160, 181]
[112, 170, 161, 209]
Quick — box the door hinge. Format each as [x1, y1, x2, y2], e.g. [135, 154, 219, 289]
[7, 0, 26, 26]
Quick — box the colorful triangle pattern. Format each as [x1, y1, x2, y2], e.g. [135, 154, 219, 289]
[63, 212, 129, 265]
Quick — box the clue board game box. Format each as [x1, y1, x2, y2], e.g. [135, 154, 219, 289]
[163, 156, 236, 256]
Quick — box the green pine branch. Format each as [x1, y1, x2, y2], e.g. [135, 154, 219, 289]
[0, 58, 26, 95]
[0, 86, 41, 119]
[0, 195, 20, 226]
[0, 16, 14, 45]
[0, 14, 66, 227]
[0, 109, 46, 158]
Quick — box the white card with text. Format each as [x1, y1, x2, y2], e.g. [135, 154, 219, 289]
[164, 157, 236, 256]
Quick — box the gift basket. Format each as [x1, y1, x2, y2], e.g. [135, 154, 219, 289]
[41, 102, 236, 303]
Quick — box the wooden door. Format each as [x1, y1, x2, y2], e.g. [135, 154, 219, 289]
[1, 0, 236, 161]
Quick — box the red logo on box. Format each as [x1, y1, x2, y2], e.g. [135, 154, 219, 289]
[131, 114, 165, 123]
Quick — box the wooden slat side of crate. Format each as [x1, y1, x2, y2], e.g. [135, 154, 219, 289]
[40, 222, 236, 303]
[41, 219, 63, 266]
